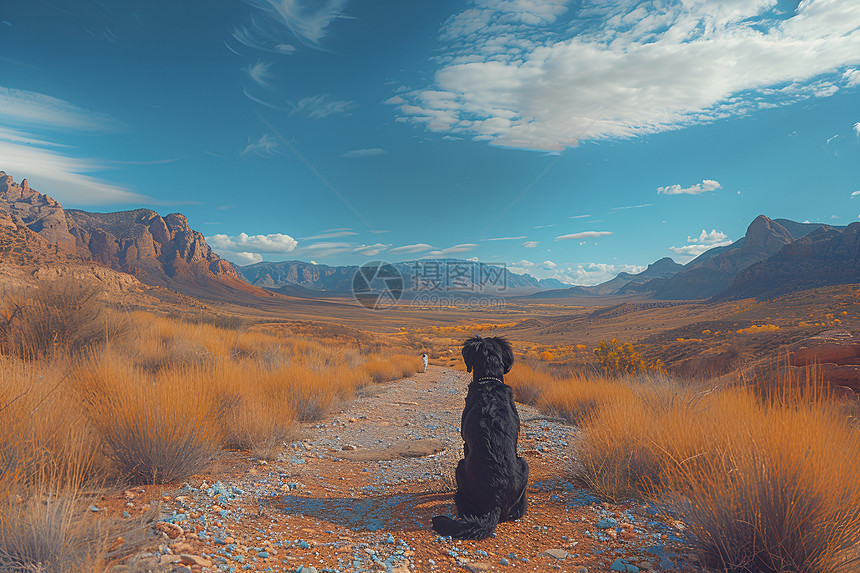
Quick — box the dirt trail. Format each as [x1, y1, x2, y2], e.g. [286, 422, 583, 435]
[126, 366, 701, 573]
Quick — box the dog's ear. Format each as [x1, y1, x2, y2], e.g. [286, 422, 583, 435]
[462, 336, 482, 373]
[493, 337, 515, 374]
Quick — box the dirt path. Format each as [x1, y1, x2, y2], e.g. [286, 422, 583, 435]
[126, 366, 701, 573]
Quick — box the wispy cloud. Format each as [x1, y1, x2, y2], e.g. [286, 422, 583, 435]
[851, 190, 860, 198]
[301, 229, 358, 240]
[569, 214, 591, 219]
[552, 262, 646, 286]
[354, 242, 390, 256]
[241, 133, 282, 158]
[291, 94, 355, 119]
[658, 179, 722, 196]
[522, 240, 539, 248]
[0, 87, 144, 206]
[0, 86, 119, 131]
[233, 0, 349, 52]
[854, 122, 860, 137]
[426, 243, 478, 257]
[244, 60, 274, 87]
[389, 243, 434, 254]
[486, 235, 527, 241]
[611, 203, 653, 211]
[394, 0, 860, 151]
[556, 231, 612, 240]
[341, 148, 386, 158]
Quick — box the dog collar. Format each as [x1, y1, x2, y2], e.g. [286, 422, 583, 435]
[475, 376, 503, 385]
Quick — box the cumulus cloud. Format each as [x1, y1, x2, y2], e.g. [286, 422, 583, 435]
[553, 263, 647, 286]
[522, 241, 539, 248]
[845, 69, 860, 86]
[541, 260, 557, 270]
[291, 94, 355, 119]
[207, 232, 299, 254]
[225, 251, 264, 265]
[390, 243, 434, 254]
[556, 230, 612, 240]
[341, 148, 387, 158]
[233, 0, 349, 52]
[669, 228, 733, 258]
[393, 0, 860, 151]
[658, 179, 722, 195]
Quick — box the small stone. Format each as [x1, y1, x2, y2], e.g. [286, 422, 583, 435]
[155, 521, 184, 539]
[637, 562, 654, 571]
[610, 558, 640, 572]
[500, 557, 510, 566]
[179, 554, 212, 568]
[342, 445, 356, 451]
[544, 549, 567, 560]
[89, 506, 99, 512]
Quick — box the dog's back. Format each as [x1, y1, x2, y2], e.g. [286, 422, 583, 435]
[431, 336, 528, 539]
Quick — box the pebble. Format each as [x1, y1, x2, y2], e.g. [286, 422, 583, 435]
[544, 548, 567, 560]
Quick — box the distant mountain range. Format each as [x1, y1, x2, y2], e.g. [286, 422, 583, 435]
[531, 215, 857, 301]
[2, 169, 858, 302]
[237, 259, 568, 297]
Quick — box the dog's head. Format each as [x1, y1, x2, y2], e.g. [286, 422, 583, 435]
[462, 336, 514, 377]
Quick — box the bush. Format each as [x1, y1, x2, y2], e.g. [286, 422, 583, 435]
[0, 281, 128, 360]
[593, 338, 660, 376]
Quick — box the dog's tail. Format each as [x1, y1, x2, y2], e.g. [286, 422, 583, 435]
[431, 507, 501, 540]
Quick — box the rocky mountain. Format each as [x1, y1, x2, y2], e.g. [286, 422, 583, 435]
[238, 259, 567, 296]
[529, 257, 683, 298]
[0, 171, 254, 296]
[715, 222, 860, 300]
[647, 216, 803, 300]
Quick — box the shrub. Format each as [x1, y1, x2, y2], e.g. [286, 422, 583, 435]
[0, 281, 128, 360]
[593, 338, 658, 376]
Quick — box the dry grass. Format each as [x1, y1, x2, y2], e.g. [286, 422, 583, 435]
[523, 361, 860, 572]
[0, 280, 129, 361]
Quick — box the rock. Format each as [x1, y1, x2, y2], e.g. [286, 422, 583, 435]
[155, 521, 184, 539]
[637, 562, 654, 571]
[596, 518, 617, 529]
[179, 554, 212, 567]
[544, 549, 567, 560]
[610, 558, 640, 572]
[464, 562, 491, 572]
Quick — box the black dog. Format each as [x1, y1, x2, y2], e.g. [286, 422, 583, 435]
[431, 336, 529, 539]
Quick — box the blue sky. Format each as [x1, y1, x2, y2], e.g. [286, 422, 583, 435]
[1, 0, 859, 284]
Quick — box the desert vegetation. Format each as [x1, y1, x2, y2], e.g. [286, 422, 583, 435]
[509, 349, 860, 573]
[0, 279, 421, 571]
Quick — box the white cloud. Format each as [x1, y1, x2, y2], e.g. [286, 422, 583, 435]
[426, 243, 478, 256]
[0, 136, 148, 206]
[854, 122, 860, 137]
[390, 243, 434, 254]
[245, 60, 274, 87]
[486, 235, 527, 241]
[522, 240, 539, 248]
[611, 203, 653, 210]
[541, 260, 557, 270]
[301, 229, 358, 240]
[291, 94, 355, 119]
[233, 0, 349, 51]
[0, 86, 119, 131]
[845, 69, 860, 86]
[394, 0, 860, 151]
[354, 242, 390, 256]
[225, 251, 264, 265]
[207, 232, 299, 254]
[569, 214, 591, 219]
[851, 190, 860, 198]
[553, 263, 646, 286]
[341, 148, 387, 158]
[688, 229, 730, 244]
[669, 228, 733, 258]
[241, 133, 281, 158]
[658, 179, 722, 195]
[556, 230, 612, 240]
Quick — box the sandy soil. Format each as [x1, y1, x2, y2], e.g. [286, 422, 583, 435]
[109, 366, 703, 573]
